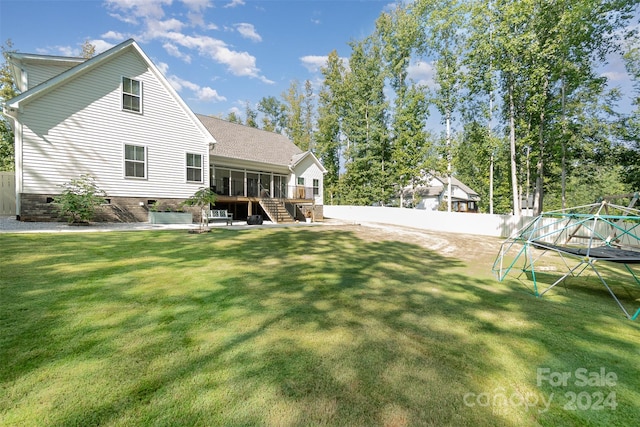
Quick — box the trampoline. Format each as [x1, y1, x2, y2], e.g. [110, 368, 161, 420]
[493, 198, 640, 320]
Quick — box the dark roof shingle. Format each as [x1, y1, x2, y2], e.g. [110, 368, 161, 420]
[197, 114, 303, 167]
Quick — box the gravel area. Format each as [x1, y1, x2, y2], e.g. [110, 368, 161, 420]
[0, 216, 330, 233]
[0, 215, 204, 233]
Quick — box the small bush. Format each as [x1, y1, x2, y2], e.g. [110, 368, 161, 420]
[53, 174, 107, 223]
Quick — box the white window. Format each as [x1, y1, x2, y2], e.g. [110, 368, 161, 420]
[297, 177, 305, 186]
[125, 144, 146, 178]
[122, 77, 142, 113]
[313, 179, 319, 196]
[186, 153, 203, 183]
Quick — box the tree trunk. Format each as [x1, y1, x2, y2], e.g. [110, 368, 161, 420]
[509, 81, 520, 217]
[446, 109, 452, 212]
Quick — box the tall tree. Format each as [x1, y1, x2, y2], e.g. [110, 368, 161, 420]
[244, 101, 259, 128]
[226, 111, 241, 123]
[282, 80, 306, 149]
[377, 6, 431, 207]
[315, 51, 345, 205]
[303, 80, 315, 152]
[341, 36, 390, 205]
[0, 39, 17, 171]
[257, 96, 286, 133]
[81, 40, 96, 58]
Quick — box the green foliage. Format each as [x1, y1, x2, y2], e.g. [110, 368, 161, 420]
[244, 101, 259, 128]
[181, 187, 217, 210]
[226, 111, 242, 123]
[315, 51, 345, 205]
[181, 187, 217, 230]
[257, 96, 286, 133]
[341, 36, 391, 205]
[53, 174, 107, 223]
[0, 39, 18, 171]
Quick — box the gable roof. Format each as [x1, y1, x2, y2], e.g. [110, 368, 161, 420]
[3, 39, 214, 144]
[198, 114, 306, 168]
[433, 174, 480, 198]
[404, 172, 480, 201]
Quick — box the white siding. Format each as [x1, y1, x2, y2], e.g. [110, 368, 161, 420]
[18, 50, 209, 199]
[292, 155, 324, 205]
[25, 62, 79, 89]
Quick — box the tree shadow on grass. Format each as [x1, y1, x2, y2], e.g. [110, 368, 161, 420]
[1, 227, 639, 426]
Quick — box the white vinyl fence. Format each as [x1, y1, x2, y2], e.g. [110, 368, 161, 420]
[323, 205, 531, 238]
[0, 172, 16, 216]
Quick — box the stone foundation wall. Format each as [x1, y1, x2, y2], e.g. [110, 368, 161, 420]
[18, 193, 200, 223]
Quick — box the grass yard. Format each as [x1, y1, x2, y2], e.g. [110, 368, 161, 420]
[1, 224, 639, 426]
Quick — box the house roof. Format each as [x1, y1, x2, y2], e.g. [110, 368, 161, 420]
[404, 172, 480, 201]
[7, 53, 87, 92]
[198, 114, 308, 168]
[441, 175, 480, 199]
[3, 39, 214, 145]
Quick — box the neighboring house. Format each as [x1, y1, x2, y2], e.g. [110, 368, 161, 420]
[2, 39, 325, 223]
[404, 173, 480, 212]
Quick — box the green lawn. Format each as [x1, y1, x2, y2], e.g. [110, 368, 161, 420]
[1, 226, 639, 426]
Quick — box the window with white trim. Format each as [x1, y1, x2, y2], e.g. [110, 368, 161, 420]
[186, 153, 203, 183]
[297, 177, 305, 186]
[122, 77, 142, 113]
[313, 179, 319, 196]
[125, 144, 146, 178]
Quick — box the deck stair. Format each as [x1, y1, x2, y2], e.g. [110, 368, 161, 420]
[260, 199, 295, 224]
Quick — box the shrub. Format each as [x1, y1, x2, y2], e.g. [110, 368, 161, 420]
[53, 175, 106, 223]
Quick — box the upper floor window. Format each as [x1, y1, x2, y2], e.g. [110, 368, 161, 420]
[125, 144, 146, 178]
[122, 77, 142, 113]
[313, 179, 319, 196]
[186, 153, 203, 183]
[297, 177, 305, 186]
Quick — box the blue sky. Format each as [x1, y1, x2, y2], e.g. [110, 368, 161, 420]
[0, 0, 637, 125]
[0, 0, 394, 118]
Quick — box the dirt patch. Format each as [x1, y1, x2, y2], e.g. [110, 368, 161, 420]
[321, 220, 503, 264]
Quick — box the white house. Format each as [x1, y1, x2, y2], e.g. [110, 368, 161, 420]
[404, 173, 480, 212]
[2, 39, 325, 223]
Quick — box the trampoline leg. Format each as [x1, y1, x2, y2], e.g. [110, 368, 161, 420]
[632, 308, 640, 321]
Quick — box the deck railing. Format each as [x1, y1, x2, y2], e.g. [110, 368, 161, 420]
[211, 179, 315, 200]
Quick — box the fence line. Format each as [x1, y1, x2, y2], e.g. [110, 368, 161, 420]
[323, 205, 532, 238]
[0, 172, 16, 216]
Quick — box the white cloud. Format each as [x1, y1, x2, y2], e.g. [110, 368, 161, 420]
[156, 61, 169, 75]
[224, 0, 245, 8]
[407, 60, 436, 88]
[56, 46, 77, 56]
[163, 64, 226, 103]
[300, 55, 328, 73]
[90, 39, 116, 54]
[180, 0, 211, 12]
[146, 18, 185, 38]
[197, 87, 226, 102]
[163, 43, 192, 63]
[103, 0, 271, 82]
[101, 30, 127, 40]
[235, 23, 262, 42]
[162, 32, 269, 80]
[105, 0, 170, 20]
